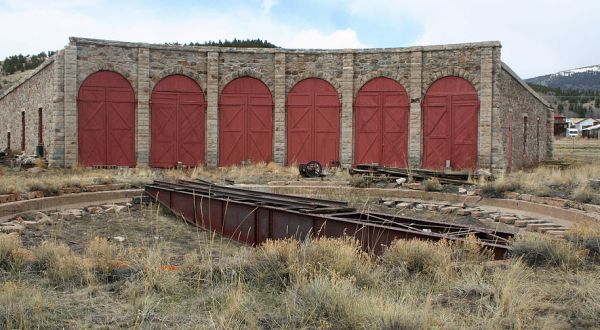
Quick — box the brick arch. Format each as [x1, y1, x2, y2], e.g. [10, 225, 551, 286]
[78, 63, 136, 92]
[423, 70, 480, 97]
[354, 71, 410, 97]
[286, 71, 342, 101]
[151, 66, 206, 92]
[219, 68, 273, 95]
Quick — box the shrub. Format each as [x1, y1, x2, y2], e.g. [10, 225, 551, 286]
[480, 179, 521, 198]
[86, 237, 121, 282]
[44, 252, 91, 287]
[243, 239, 300, 290]
[510, 233, 584, 268]
[284, 275, 421, 329]
[28, 182, 61, 196]
[564, 224, 600, 260]
[423, 178, 443, 192]
[301, 237, 376, 287]
[0, 233, 25, 271]
[349, 175, 370, 188]
[128, 245, 180, 295]
[30, 240, 71, 272]
[381, 239, 451, 280]
[0, 282, 46, 329]
[447, 235, 494, 263]
[571, 186, 600, 204]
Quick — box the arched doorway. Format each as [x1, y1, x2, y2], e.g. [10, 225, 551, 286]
[422, 76, 479, 170]
[78, 71, 135, 167]
[219, 77, 273, 166]
[150, 75, 206, 167]
[354, 77, 409, 167]
[287, 78, 340, 165]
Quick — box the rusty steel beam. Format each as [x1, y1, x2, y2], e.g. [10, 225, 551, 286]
[144, 180, 513, 259]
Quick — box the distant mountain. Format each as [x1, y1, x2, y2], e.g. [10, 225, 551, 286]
[526, 65, 600, 91]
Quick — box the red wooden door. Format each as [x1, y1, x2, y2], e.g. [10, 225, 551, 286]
[287, 78, 340, 165]
[151, 75, 206, 168]
[219, 77, 273, 166]
[423, 77, 479, 170]
[355, 77, 409, 167]
[78, 71, 135, 167]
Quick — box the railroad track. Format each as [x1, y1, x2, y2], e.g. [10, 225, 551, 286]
[145, 180, 513, 259]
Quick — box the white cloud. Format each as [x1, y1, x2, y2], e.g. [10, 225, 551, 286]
[344, 0, 600, 77]
[285, 28, 366, 49]
[261, 0, 278, 14]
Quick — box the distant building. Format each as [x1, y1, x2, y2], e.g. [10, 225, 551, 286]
[582, 123, 600, 139]
[553, 113, 568, 137]
[569, 118, 599, 133]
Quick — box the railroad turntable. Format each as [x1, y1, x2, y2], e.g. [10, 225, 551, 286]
[145, 179, 513, 259]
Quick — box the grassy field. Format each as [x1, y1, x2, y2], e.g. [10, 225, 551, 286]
[481, 138, 600, 203]
[1, 200, 600, 329]
[554, 137, 600, 164]
[0, 162, 319, 196]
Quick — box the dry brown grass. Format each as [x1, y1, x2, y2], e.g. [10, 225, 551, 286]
[164, 161, 301, 184]
[0, 167, 157, 195]
[480, 138, 600, 202]
[2, 215, 600, 328]
[0, 281, 46, 329]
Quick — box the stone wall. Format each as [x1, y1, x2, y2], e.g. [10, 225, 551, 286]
[0, 59, 55, 157]
[5, 37, 549, 172]
[498, 65, 552, 170]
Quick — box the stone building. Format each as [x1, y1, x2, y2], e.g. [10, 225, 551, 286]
[0, 37, 552, 172]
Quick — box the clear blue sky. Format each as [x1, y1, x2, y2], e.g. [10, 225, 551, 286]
[1, 0, 598, 78]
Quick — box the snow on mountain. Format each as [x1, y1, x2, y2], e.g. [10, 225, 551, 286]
[526, 64, 600, 91]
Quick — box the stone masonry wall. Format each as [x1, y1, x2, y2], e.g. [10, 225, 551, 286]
[0, 59, 55, 157]
[9, 37, 548, 171]
[498, 66, 552, 170]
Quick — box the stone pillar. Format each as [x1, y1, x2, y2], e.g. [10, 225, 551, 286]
[206, 52, 219, 167]
[49, 51, 66, 167]
[340, 53, 354, 166]
[136, 47, 150, 166]
[63, 45, 78, 167]
[408, 50, 423, 168]
[479, 47, 494, 169]
[273, 52, 286, 164]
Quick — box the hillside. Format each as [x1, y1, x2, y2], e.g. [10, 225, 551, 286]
[526, 65, 600, 91]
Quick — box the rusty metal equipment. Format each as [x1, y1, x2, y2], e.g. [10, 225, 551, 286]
[145, 180, 512, 259]
[350, 164, 479, 185]
[298, 160, 322, 178]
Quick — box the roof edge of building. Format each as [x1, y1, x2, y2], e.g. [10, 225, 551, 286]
[68, 36, 501, 53]
[0, 57, 55, 102]
[501, 62, 552, 108]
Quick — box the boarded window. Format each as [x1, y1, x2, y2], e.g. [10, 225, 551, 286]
[38, 108, 43, 145]
[21, 111, 25, 151]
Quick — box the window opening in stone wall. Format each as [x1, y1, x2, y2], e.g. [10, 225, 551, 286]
[38, 108, 43, 145]
[21, 111, 25, 151]
[507, 111, 513, 172]
[6, 131, 11, 150]
[523, 116, 528, 163]
[536, 117, 540, 163]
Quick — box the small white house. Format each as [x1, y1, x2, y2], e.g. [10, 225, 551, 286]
[568, 118, 599, 134]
